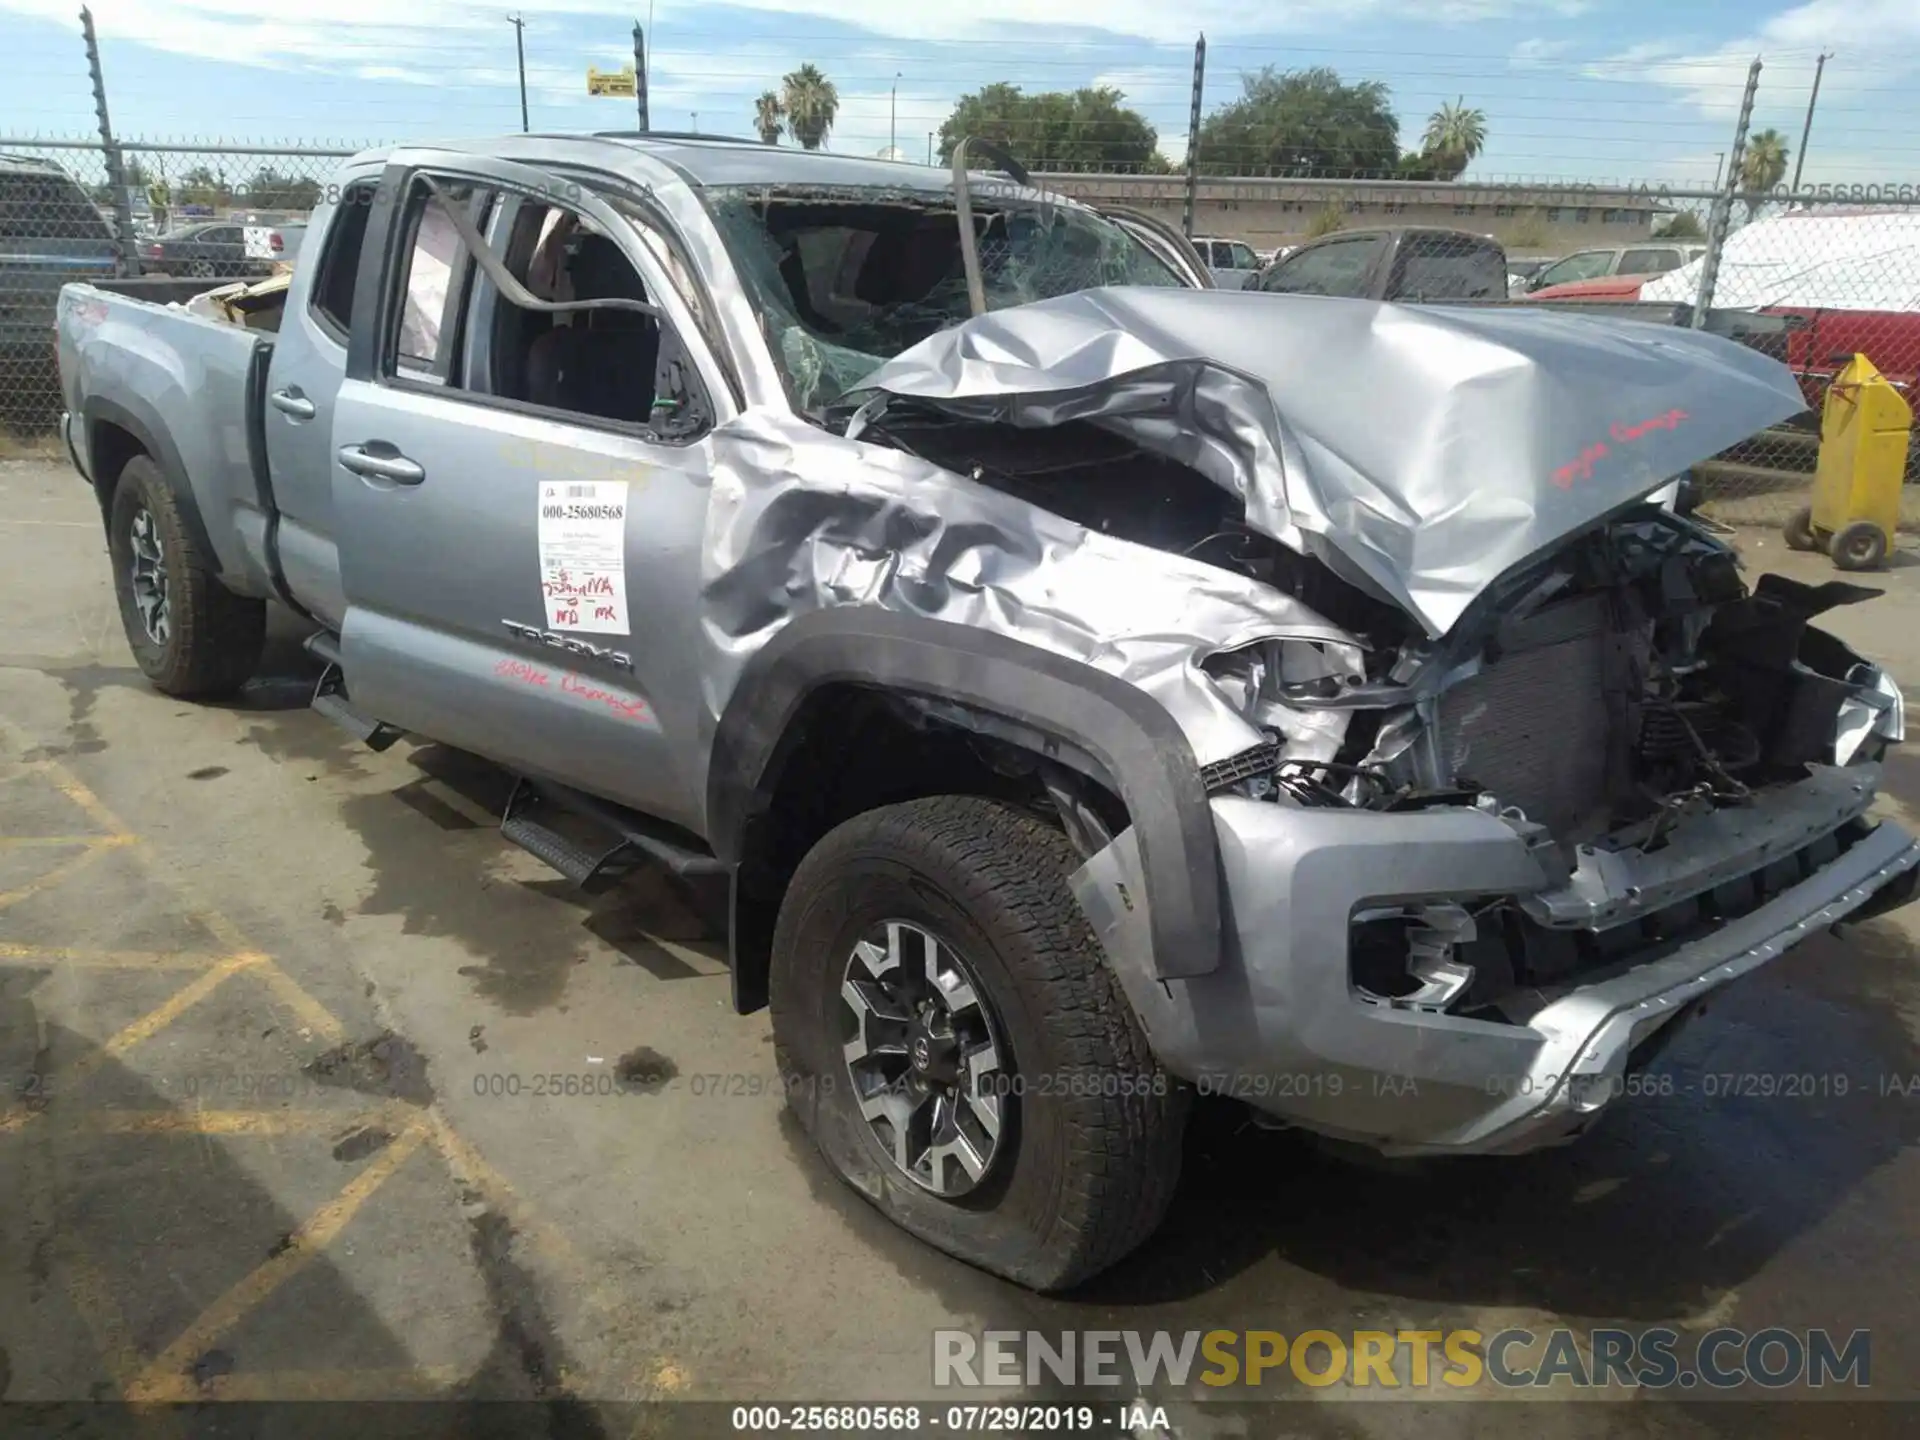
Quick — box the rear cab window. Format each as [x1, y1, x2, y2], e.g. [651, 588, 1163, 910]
[1389, 232, 1507, 300]
[307, 183, 378, 340]
[1258, 235, 1384, 297]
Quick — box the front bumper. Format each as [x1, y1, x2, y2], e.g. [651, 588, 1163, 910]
[1072, 766, 1920, 1155]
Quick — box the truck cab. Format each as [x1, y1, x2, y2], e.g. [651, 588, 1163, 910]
[1252, 226, 1509, 301]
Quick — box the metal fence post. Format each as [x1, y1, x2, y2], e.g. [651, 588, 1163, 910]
[1692, 56, 1761, 328]
[80, 5, 141, 276]
[633, 23, 650, 133]
[1182, 33, 1205, 239]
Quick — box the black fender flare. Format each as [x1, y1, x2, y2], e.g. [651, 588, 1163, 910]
[707, 609, 1223, 985]
[81, 393, 223, 579]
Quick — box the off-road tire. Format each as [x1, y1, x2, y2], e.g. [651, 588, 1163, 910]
[107, 455, 266, 697]
[770, 794, 1187, 1291]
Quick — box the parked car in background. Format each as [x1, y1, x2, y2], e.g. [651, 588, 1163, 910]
[1506, 256, 1553, 296]
[1252, 226, 1508, 301]
[1651, 213, 1920, 411]
[1, 151, 121, 429]
[1523, 241, 1706, 293]
[1531, 213, 1920, 412]
[141, 221, 273, 279]
[243, 220, 308, 268]
[1523, 274, 1654, 303]
[1193, 236, 1262, 289]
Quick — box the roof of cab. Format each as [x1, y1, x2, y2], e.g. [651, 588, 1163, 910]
[346, 132, 1035, 201]
[571, 132, 957, 191]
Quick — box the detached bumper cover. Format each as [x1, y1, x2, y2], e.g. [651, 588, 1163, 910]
[1073, 784, 1920, 1156]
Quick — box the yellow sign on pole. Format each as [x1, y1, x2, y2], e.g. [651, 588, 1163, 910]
[587, 65, 636, 97]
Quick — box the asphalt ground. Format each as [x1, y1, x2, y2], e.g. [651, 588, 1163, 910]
[3, 447, 1920, 1437]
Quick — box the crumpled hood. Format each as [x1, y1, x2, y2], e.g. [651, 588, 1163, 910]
[854, 288, 1807, 636]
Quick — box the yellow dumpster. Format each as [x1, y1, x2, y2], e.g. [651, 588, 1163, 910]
[1784, 353, 1913, 571]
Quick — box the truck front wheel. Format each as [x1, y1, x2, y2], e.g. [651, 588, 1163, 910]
[769, 795, 1186, 1291]
[107, 455, 266, 698]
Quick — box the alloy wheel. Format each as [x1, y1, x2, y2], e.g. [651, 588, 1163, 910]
[128, 508, 170, 645]
[839, 920, 1010, 1196]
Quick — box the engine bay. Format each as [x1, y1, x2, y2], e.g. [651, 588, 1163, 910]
[864, 407, 1900, 854]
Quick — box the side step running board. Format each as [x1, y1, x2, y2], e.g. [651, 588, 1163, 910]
[500, 776, 729, 891]
[303, 632, 405, 752]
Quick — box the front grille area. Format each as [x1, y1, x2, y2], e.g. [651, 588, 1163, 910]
[1436, 594, 1615, 836]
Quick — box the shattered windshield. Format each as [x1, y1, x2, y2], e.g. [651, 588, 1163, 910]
[704, 182, 1186, 414]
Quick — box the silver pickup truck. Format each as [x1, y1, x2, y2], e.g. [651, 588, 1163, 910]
[56, 133, 1919, 1291]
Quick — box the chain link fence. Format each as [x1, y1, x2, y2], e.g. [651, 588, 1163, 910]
[2, 138, 349, 436]
[6, 140, 1920, 553]
[1663, 194, 1920, 531]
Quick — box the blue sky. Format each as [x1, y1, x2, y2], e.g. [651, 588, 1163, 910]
[1, 0, 1915, 189]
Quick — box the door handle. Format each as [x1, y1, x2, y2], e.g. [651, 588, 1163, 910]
[337, 444, 425, 486]
[270, 387, 316, 420]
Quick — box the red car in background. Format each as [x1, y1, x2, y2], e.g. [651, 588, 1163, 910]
[1527, 212, 1920, 414]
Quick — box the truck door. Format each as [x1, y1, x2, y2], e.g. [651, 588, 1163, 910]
[329, 154, 733, 836]
[260, 174, 380, 627]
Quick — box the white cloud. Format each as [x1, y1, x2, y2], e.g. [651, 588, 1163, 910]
[1588, 0, 1920, 119]
[2, 0, 1604, 63]
[1509, 37, 1574, 68]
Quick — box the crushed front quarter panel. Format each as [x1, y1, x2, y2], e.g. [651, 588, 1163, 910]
[852, 287, 1810, 636]
[698, 407, 1357, 767]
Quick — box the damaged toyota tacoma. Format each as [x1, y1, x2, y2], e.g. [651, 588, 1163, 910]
[55, 135, 1920, 1290]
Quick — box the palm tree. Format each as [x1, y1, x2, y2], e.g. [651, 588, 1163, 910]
[1739, 128, 1790, 218]
[781, 64, 839, 151]
[1421, 97, 1487, 180]
[754, 91, 785, 145]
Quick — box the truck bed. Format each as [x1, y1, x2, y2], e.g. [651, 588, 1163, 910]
[57, 282, 281, 602]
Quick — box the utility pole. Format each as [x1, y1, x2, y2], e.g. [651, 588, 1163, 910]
[927, 132, 934, 166]
[1790, 50, 1829, 194]
[890, 72, 900, 155]
[633, 21, 649, 132]
[507, 14, 528, 131]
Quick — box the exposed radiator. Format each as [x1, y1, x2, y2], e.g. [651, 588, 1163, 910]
[1435, 593, 1616, 836]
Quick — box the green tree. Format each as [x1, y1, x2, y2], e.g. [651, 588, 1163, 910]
[1419, 97, 1487, 180]
[781, 64, 839, 150]
[1654, 209, 1706, 239]
[754, 91, 784, 145]
[1739, 128, 1789, 218]
[937, 83, 1159, 172]
[1395, 151, 1448, 180]
[1195, 66, 1400, 178]
[241, 167, 322, 210]
[177, 165, 226, 207]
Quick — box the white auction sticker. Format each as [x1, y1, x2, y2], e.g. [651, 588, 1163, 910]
[538, 480, 629, 633]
